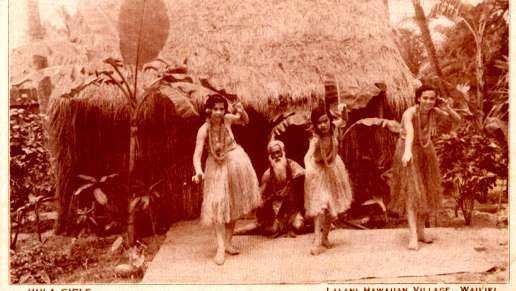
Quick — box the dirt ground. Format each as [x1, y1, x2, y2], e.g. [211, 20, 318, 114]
[142, 206, 508, 284]
[9, 197, 508, 284]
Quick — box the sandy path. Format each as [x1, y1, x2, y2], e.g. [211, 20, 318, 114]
[142, 220, 508, 284]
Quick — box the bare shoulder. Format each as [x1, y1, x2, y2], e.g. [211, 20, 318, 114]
[402, 106, 417, 121]
[197, 122, 208, 137]
[261, 168, 271, 183]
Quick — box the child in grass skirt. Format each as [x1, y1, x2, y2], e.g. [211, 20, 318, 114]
[304, 105, 352, 255]
[192, 94, 261, 265]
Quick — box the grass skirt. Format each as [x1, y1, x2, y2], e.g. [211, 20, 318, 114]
[304, 155, 353, 218]
[200, 145, 261, 225]
[388, 138, 442, 216]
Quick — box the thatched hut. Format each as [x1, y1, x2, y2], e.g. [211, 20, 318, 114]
[160, 0, 417, 207]
[48, 0, 418, 234]
[48, 78, 207, 234]
[48, 83, 131, 234]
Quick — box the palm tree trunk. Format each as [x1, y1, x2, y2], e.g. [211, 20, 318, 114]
[411, 0, 445, 85]
[27, 0, 44, 41]
[383, 0, 390, 18]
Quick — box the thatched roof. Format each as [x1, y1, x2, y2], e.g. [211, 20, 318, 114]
[162, 0, 417, 116]
[9, 40, 89, 85]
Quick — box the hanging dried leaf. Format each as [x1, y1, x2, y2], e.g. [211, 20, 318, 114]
[271, 112, 310, 138]
[118, 0, 170, 69]
[343, 118, 401, 138]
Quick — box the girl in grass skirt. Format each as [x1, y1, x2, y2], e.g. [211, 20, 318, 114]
[304, 105, 352, 255]
[192, 94, 261, 265]
[389, 84, 461, 250]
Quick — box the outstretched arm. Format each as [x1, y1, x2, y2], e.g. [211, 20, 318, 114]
[192, 124, 207, 183]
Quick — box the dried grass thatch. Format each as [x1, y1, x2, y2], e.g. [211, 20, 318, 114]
[162, 0, 417, 118]
[48, 83, 132, 233]
[47, 77, 206, 233]
[133, 85, 203, 225]
[45, 0, 422, 229]
[9, 40, 90, 85]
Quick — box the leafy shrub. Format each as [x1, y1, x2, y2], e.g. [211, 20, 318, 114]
[10, 243, 73, 284]
[435, 123, 504, 204]
[10, 107, 54, 211]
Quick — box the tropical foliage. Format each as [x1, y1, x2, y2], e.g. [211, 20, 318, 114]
[435, 120, 506, 224]
[394, 0, 508, 224]
[10, 105, 54, 211]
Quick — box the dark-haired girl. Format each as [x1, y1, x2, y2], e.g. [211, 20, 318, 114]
[304, 105, 352, 255]
[192, 94, 261, 265]
[389, 85, 460, 250]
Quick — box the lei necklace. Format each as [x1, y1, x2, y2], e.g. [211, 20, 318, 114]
[208, 122, 226, 162]
[417, 106, 435, 148]
[318, 134, 335, 167]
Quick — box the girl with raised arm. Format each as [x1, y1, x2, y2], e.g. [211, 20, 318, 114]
[389, 85, 461, 250]
[192, 94, 261, 265]
[304, 105, 353, 255]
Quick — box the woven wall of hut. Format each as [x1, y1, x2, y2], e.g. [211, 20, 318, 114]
[133, 88, 201, 230]
[48, 84, 132, 234]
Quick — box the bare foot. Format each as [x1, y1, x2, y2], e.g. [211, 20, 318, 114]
[225, 244, 240, 255]
[310, 245, 325, 256]
[408, 239, 419, 251]
[418, 236, 433, 244]
[214, 248, 225, 265]
[321, 238, 333, 249]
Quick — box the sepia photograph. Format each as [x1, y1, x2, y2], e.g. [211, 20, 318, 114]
[4, 0, 511, 288]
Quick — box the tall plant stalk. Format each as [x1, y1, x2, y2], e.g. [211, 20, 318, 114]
[411, 0, 444, 82]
